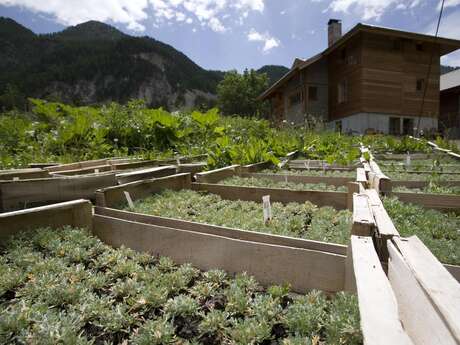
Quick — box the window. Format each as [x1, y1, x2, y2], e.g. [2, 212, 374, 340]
[335, 121, 342, 133]
[389, 117, 401, 135]
[341, 48, 347, 62]
[403, 118, 414, 136]
[416, 78, 425, 91]
[308, 86, 318, 101]
[289, 92, 301, 105]
[338, 80, 348, 104]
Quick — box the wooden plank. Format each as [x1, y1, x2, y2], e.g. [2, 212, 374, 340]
[393, 192, 460, 211]
[448, 152, 460, 160]
[388, 242, 458, 345]
[111, 160, 159, 171]
[364, 189, 399, 237]
[240, 172, 354, 187]
[45, 158, 108, 172]
[116, 166, 177, 185]
[96, 173, 192, 208]
[28, 162, 59, 168]
[195, 165, 239, 184]
[95, 206, 347, 255]
[238, 161, 274, 173]
[393, 236, 460, 342]
[369, 161, 392, 194]
[49, 164, 112, 176]
[393, 180, 460, 188]
[347, 182, 360, 211]
[93, 214, 346, 293]
[192, 183, 348, 210]
[0, 174, 117, 212]
[351, 236, 414, 345]
[356, 168, 367, 184]
[0, 199, 93, 242]
[178, 154, 208, 164]
[177, 163, 207, 175]
[0, 168, 50, 180]
[352, 194, 375, 236]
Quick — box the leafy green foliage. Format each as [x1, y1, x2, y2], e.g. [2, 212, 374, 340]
[217, 69, 269, 117]
[383, 197, 460, 265]
[0, 227, 361, 344]
[125, 189, 353, 244]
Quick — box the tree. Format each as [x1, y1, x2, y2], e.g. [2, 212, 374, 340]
[217, 69, 269, 117]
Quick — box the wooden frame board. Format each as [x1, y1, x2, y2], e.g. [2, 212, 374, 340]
[388, 239, 460, 345]
[116, 166, 177, 185]
[393, 192, 460, 211]
[0, 174, 117, 212]
[0, 199, 93, 243]
[45, 158, 109, 172]
[195, 165, 240, 184]
[0, 168, 50, 180]
[348, 236, 414, 345]
[93, 213, 346, 293]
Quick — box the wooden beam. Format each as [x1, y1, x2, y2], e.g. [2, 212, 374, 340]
[352, 194, 375, 236]
[240, 172, 354, 187]
[393, 236, 460, 343]
[0, 168, 50, 180]
[393, 192, 460, 211]
[116, 166, 177, 185]
[93, 214, 346, 293]
[194, 165, 239, 184]
[351, 236, 414, 345]
[388, 241, 458, 345]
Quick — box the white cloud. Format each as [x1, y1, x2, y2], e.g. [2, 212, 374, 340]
[327, 0, 421, 21]
[247, 28, 280, 53]
[443, 0, 460, 8]
[0, 0, 265, 32]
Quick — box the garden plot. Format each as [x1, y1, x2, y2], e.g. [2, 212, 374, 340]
[383, 197, 460, 265]
[0, 226, 361, 345]
[96, 173, 354, 245]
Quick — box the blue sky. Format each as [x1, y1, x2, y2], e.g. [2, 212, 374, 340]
[1, 0, 460, 71]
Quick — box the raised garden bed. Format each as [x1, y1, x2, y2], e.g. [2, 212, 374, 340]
[0, 226, 361, 345]
[218, 176, 348, 192]
[124, 189, 352, 245]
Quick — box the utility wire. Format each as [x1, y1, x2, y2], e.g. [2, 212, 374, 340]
[416, 0, 445, 137]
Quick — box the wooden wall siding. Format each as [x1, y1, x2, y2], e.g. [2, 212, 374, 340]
[328, 34, 363, 121]
[360, 32, 440, 118]
[305, 59, 329, 121]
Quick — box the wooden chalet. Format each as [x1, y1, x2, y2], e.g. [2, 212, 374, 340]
[259, 19, 460, 135]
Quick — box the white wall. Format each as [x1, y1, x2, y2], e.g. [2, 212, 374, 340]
[327, 113, 438, 135]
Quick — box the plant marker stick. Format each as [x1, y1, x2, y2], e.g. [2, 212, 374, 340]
[124, 191, 135, 210]
[13, 177, 19, 181]
[262, 195, 272, 224]
[94, 168, 99, 174]
[406, 152, 411, 167]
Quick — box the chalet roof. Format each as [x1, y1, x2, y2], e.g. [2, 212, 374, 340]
[441, 69, 460, 91]
[259, 23, 460, 101]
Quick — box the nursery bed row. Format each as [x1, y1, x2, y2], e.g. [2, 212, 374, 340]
[0, 226, 361, 345]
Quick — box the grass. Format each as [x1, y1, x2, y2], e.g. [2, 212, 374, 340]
[0, 227, 362, 345]
[125, 189, 353, 245]
[383, 197, 460, 265]
[218, 176, 348, 192]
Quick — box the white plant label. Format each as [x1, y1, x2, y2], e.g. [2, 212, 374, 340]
[13, 177, 19, 181]
[304, 160, 310, 170]
[176, 158, 181, 166]
[406, 152, 411, 167]
[94, 168, 99, 174]
[262, 195, 272, 224]
[124, 191, 134, 209]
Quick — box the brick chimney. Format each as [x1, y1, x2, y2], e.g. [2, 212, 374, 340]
[328, 19, 342, 47]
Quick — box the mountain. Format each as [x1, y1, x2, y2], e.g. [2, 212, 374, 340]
[0, 18, 224, 109]
[257, 65, 289, 85]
